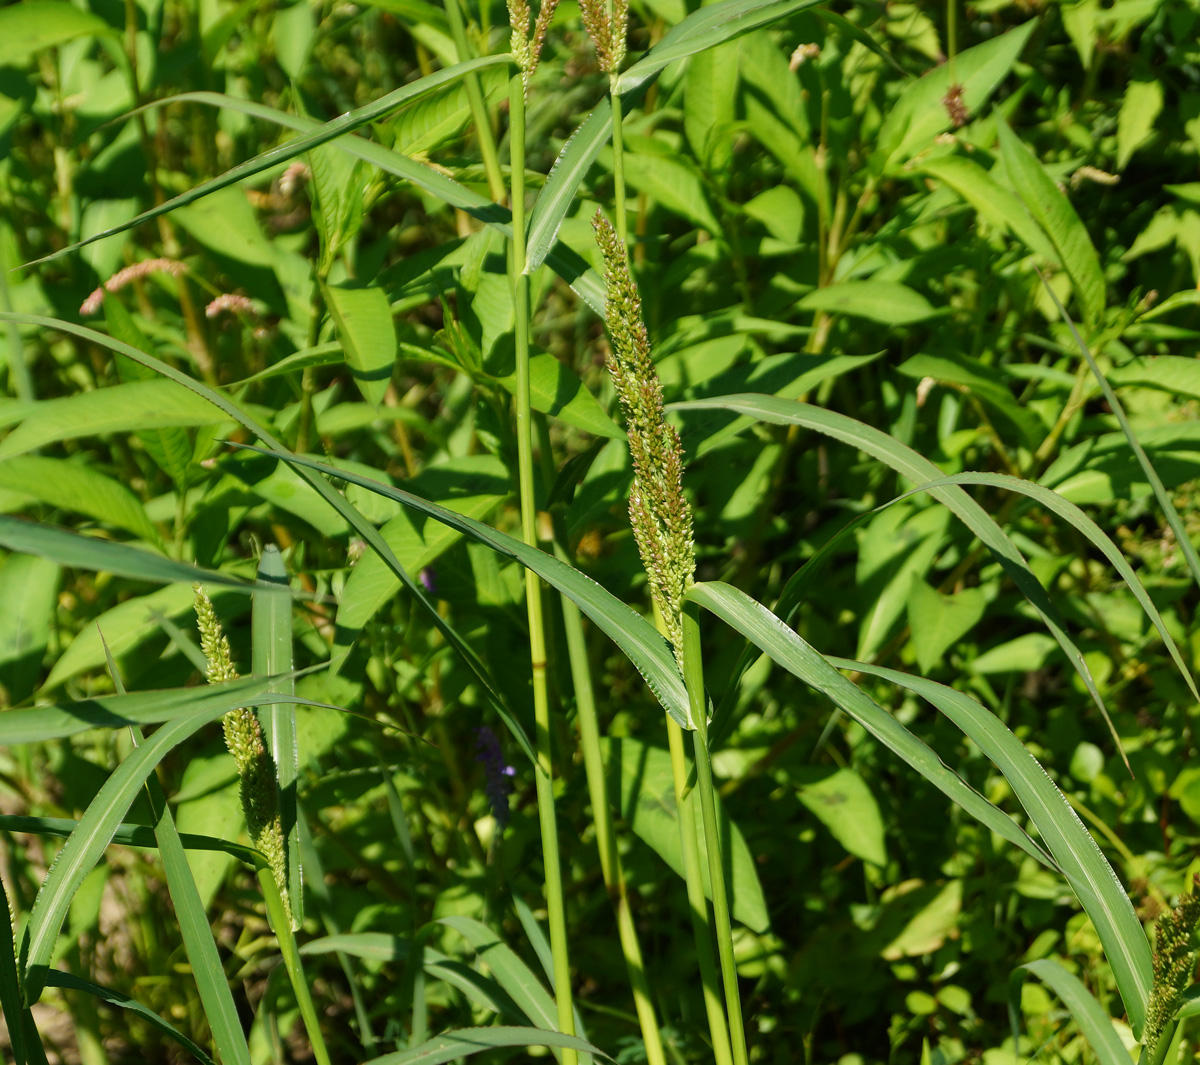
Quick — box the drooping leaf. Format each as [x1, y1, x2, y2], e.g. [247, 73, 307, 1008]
[1017, 960, 1129, 1065]
[323, 281, 397, 410]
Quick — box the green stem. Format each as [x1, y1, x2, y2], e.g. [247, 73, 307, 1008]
[682, 604, 748, 1065]
[444, 0, 507, 204]
[509, 73, 577, 1064]
[536, 421, 667, 1065]
[256, 863, 332, 1065]
[611, 89, 628, 245]
[666, 717, 734, 1065]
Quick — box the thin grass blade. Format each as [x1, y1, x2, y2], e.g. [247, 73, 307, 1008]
[1019, 959, 1130, 1065]
[362, 1027, 608, 1065]
[0, 868, 26, 1065]
[44, 970, 217, 1065]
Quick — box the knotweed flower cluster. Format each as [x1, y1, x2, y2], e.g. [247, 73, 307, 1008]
[194, 586, 292, 927]
[1144, 876, 1200, 1057]
[593, 212, 695, 658]
[508, 0, 560, 89]
[579, 0, 627, 79]
[79, 258, 186, 316]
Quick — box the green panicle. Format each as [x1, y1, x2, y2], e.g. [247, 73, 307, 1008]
[1144, 876, 1200, 1059]
[593, 212, 695, 659]
[193, 585, 293, 929]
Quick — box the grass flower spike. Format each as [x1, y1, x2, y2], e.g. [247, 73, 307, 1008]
[509, 0, 559, 89]
[194, 585, 292, 928]
[579, 0, 627, 77]
[1144, 877, 1200, 1059]
[594, 212, 695, 657]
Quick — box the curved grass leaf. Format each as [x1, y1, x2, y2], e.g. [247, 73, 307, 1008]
[362, 1027, 608, 1065]
[21, 707, 238, 1002]
[0, 814, 261, 864]
[617, 0, 824, 94]
[1041, 277, 1200, 593]
[1019, 959, 1129, 1065]
[526, 100, 612, 275]
[24, 56, 513, 271]
[833, 658, 1153, 1036]
[0, 675, 313, 745]
[683, 581, 1055, 872]
[0, 515, 269, 593]
[233, 446, 691, 728]
[44, 970, 217, 1065]
[0, 313, 534, 765]
[671, 394, 1119, 760]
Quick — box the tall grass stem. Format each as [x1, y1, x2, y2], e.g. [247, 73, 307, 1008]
[509, 72, 578, 1062]
[444, 0, 507, 204]
[683, 605, 748, 1065]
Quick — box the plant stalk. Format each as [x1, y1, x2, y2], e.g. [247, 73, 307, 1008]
[509, 73, 577, 1062]
[682, 603, 748, 1065]
[444, 0, 507, 204]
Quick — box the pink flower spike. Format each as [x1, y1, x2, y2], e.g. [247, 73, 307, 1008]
[205, 293, 255, 319]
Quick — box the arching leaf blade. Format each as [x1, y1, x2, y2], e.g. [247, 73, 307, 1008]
[1019, 959, 1130, 1065]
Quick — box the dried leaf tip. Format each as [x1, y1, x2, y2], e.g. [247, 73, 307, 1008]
[593, 212, 695, 659]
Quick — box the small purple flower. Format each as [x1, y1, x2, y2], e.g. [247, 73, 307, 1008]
[474, 726, 515, 829]
[419, 567, 437, 594]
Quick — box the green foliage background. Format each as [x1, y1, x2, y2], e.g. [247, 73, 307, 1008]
[3, 0, 1200, 1062]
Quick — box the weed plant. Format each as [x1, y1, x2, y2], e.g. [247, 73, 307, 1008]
[2, 0, 1200, 1063]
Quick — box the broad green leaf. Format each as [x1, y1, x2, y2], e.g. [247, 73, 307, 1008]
[21, 706, 236, 1001]
[0, 2, 117, 66]
[323, 281, 397, 410]
[997, 121, 1106, 327]
[1116, 78, 1163, 171]
[0, 554, 59, 704]
[0, 379, 226, 460]
[0, 312, 535, 766]
[253, 545, 301, 929]
[682, 581, 1054, 876]
[242, 447, 692, 728]
[332, 454, 510, 671]
[526, 100, 612, 275]
[173, 754, 242, 909]
[362, 1027, 607, 1065]
[44, 970, 217, 1065]
[610, 736, 770, 932]
[685, 43, 738, 173]
[494, 354, 621, 439]
[797, 282, 939, 325]
[970, 632, 1057, 674]
[26, 56, 514, 270]
[1019, 960, 1130, 1065]
[617, 0, 824, 94]
[671, 395, 1113, 734]
[1107, 355, 1200, 399]
[907, 581, 987, 674]
[795, 768, 886, 866]
[873, 20, 1036, 172]
[920, 155, 1061, 264]
[274, 0, 314, 79]
[0, 456, 163, 545]
[622, 150, 721, 234]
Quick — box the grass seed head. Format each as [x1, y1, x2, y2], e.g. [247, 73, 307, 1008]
[1144, 876, 1200, 1057]
[593, 211, 695, 659]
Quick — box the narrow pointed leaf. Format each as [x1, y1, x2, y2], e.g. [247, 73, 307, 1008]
[0, 868, 25, 1065]
[44, 971, 217, 1065]
[526, 100, 612, 275]
[362, 1027, 608, 1065]
[234, 446, 691, 727]
[683, 581, 1055, 872]
[671, 394, 1117, 756]
[1019, 960, 1129, 1065]
[0, 815, 261, 864]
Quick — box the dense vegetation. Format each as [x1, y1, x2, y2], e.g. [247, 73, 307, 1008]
[2, 0, 1200, 1062]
